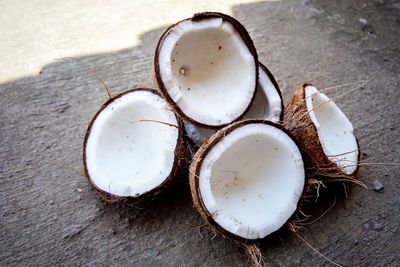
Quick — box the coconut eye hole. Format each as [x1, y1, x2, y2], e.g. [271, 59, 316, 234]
[155, 15, 258, 127]
[179, 65, 190, 77]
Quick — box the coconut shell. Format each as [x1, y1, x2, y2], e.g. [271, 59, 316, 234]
[189, 119, 306, 242]
[283, 82, 360, 178]
[154, 12, 259, 129]
[83, 88, 186, 204]
[258, 62, 284, 121]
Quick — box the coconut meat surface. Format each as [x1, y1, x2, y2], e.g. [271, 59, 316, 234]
[245, 65, 282, 122]
[85, 90, 179, 197]
[158, 17, 256, 126]
[198, 123, 304, 239]
[305, 86, 358, 175]
[184, 65, 282, 145]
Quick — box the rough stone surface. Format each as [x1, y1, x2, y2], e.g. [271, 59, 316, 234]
[373, 180, 384, 191]
[1, 0, 399, 266]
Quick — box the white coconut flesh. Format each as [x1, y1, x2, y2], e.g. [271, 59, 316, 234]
[158, 17, 257, 126]
[198, 123, 305, 239]
[85, 90, 179, 197]
[184, 65, 282, 145]
[305, 86, 358, 175]
[244, 65, 282, 121]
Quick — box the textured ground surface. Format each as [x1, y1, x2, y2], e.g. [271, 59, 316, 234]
[1, 0, 399, 266]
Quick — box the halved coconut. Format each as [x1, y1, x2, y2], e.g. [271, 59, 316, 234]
[184, 63, 283, 146]
[284, 82, 359, 177]
[154, 12, 258, 128]
[83, 88, 185, 203]
[189, 120, 305, 240]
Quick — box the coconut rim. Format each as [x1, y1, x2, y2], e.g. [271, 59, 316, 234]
[189, 119, 307, 242]
[83, 88, 185, 203]
[296, 82, 360, 177]
[258, 62, 284, 122]
[154, 12, 259, 129]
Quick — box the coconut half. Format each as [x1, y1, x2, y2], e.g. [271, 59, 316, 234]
[154, 12, 258, 128]
[189, 120, 305, 240]
[284, 82, 359, 177]
[83, 88, 185, 203]
[184, 63, 283, 146]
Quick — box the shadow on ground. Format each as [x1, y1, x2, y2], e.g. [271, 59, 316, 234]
[1, 0, 399, 266]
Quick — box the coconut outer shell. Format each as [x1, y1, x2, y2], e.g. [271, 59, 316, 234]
[154, 12, 259, 129]
[83, 88, 186, 204]
[283, 82, 360, 178]
[189, 119, 306, 242]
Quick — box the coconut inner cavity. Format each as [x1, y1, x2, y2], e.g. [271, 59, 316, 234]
[85, 90, 179, 197]
[159, 18, 256, 126]
[305, 86, 358, 175]
[244, 65, 282, 122]
[184, 64, 282, 145]
[198, 123, 304, 239]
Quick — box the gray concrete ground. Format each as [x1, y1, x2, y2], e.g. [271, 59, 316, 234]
[1, 0, 399, 266]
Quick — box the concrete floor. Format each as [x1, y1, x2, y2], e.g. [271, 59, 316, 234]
[1, 0, 399, 266]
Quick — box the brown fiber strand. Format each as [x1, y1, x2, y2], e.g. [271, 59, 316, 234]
[186, 223, 207, 238]
[316, 162, 400, 169]
[353, 162, 400, 166]
[58, 56, 112, 99]
[306, 76, 374, 115]
[318, 177, 366, 188]
[308, 72, 331, 79]
[303, 53, 331, 82]
[317, 79, 371, 94]
[291, 77, 374, 126]
[262, 116, 273, 122]
[297, 209, 311, 219]
[129, 119, 182, 130]
[243, 243, 265, 267]
[301, 79, 371, 104]
[298, 197, 336, 226]
[325, 139, 375, 157]
[54, 160, 85, 177]
[294, 233, 343, 267]
[308, 178, 327, 200]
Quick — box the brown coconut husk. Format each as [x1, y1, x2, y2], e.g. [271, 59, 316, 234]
[154, 12, 259, 129]
[189, 117, 350, 266]
[283, 82, 360, 179]
[283, 82, 364, 237]
[189, 119, 307, 242]
[83, 88, 186, 204]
